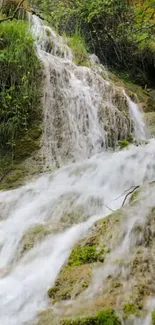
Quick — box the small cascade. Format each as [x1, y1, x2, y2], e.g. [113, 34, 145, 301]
[126, 93, 147, 140]
[31, 16, 146, 169]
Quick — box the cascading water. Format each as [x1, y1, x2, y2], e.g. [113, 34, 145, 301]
[31, 15, 147, 169]
[0, 15, 153, 325]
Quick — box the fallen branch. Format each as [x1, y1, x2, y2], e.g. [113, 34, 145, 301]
[30, 9, 45, 21]
[113, 186, 136, 201]
[122, 185, 140, 207]
[101, 202, 115, 213]
[0, 0, 25, 23]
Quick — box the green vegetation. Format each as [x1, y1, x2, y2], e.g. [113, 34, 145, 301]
[119, 140, 130, 149]
[47, 242, 105, 302]
[68, 245, 99, 267]
[61, 309, 121, 325]
[33, 0, 155, 87]
[0, 20, 42, 153]
[68, 33, 89, 66]
[21, 224, 50, 254]
[123, 303, 141, 318]
[0, 17, 42, 189]
[47, 263, 92, 301]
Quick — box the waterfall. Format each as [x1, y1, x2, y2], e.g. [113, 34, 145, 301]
[125, 93, 147, 140]
[0, 15, 153, 325]
[31, 15, 146, 169]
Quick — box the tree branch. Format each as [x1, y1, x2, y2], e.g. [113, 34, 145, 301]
[122, 185, 140, 207]
[0, 0, 25, 23]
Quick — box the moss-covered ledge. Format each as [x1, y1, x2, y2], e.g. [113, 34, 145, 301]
[61, 309, 121, 325]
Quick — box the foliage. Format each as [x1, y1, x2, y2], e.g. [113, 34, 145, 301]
[0, 19, 42, 157]
[33, 0, 155, 86]
[68, 33, 89, 66]
[1, 0, 29, 17]
[61, 309, 121, 325]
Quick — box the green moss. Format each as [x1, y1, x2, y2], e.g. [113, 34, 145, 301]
[152, 309, 155, 325]
[68, 245, 98, 267]
[0, 125, 42, 190]
[0, 168, 26, 190]
[123, 303, 141, 318]
[130, 189, 139, 203]
[119, 139, 130, 149]
[21, 224, 50, 254]
[48, 264, 92, 302]
[14, 125, 42, 160]
[61, 309, 121, 325]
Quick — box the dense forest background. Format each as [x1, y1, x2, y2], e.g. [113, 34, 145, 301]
[31, 0, 155, 86]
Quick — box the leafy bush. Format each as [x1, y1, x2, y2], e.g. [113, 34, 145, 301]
[68, 33, 89, 65]
[0, 19, 42, 155]
[33, 0, 155, 86]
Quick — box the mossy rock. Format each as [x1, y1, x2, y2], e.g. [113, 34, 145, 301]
[37, 309, 121, 325]
[47, 211, 124, 305]
[67, 244, 104, 267]
[0, 166, 27, 190]
[0, 125, 42, 190]
[123, 303, 142, 319]
[14, 125, 42, 161]
[61, 309, 121, 325]
[20, 224, 51, 255]
[145, 112, 155, 136]
[108, 70, 155, 113]
[48, 264, 92, 302]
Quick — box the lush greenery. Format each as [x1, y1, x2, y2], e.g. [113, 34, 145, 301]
[32, 0, 155, 86]
[68, 33, 89, 66]
[0, 19, 42, 157]
[61, 310, 121, 325]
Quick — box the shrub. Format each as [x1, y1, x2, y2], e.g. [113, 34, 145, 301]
[0, 19, 42, 156]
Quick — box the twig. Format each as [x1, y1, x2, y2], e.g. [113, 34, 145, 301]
[0, 0, 25, 23]
[113, 186, 136, 201]
[122, 185, 140, 207]
[101, 202, 114, 213]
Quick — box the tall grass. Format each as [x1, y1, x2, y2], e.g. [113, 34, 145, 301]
[0, 19, 42, 154]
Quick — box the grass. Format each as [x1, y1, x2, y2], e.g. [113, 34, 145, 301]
[0, 19, 42, 154]
[0, 18, 43, 189]
[68, 33, 89, 66]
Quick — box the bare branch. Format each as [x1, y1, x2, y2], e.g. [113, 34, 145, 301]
[0, 0, 25, 23]
[122, 185, 140, 207]
[101, 202, 115, 213]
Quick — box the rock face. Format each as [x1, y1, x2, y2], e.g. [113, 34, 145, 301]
[145, 112, 155, 137]
[35, 183, 155, 325]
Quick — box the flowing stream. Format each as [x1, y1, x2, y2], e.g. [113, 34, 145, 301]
[0, 16, 154, 325]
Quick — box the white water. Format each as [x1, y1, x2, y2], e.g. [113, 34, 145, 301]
[126, 93, 147, 140]
[0, 15, 153, 325]
[32, 15, 147, 169]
